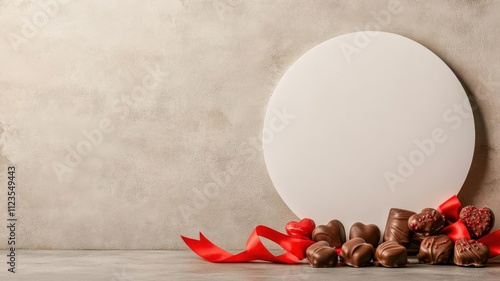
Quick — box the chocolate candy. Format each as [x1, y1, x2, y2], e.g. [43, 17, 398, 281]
[349, 222, 381, 248]
[454, 238, 489, 267]
[417, 235, 453, 264]
[286, 218, 316, 239]
[374, 241, 407, 268]
[340, 238, 374, 267]
[459, 206, 494, 239]
[312, 219, 346, 248]
[408, 208, 445, 237]
[383, 208, 416, 247]
[306, 241, 338, 268]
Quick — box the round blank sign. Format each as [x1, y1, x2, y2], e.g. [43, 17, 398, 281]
[263, 32, 475, 231]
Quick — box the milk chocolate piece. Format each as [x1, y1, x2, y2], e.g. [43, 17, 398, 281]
[340, 238, 374, 267]
[459, 206, 494, 239]
[306, 241, 338, 268]
[417, 235, 453, 264]
[374, 241, 407, 268]
[312, 219, 346, 248]
[383, 208, 416, 247]
[349, 222, 381, 248]
[408, 208, 445, 237]
[454, 238, 489, 267]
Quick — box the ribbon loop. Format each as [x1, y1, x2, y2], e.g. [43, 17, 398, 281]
[437, 195, 462, 222]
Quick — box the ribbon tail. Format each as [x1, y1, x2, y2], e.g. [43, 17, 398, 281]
[181, 226, 315, 264]
[181, 233, 244, 262]
[478, 230, 500, 258]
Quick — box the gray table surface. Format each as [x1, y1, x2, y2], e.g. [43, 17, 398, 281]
[1, 250, 499, 280]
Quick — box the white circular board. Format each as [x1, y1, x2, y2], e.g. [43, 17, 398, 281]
[263, 32, 475, 231]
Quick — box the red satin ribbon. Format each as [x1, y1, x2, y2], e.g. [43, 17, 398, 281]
[439, 220, 470, 240]
[181, 225, 315, 263]
[478, 231, 500, 258]
[437, 195, 462, 222]
[437, 195, 500, 258]
[436, 195, 470, 241]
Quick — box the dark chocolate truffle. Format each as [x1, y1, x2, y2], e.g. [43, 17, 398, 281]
[340, 238, 374, 267]
[417, 235, 453, 264]
[349, 222, 381, 248]
[454, 238, 489, 267]
[408, 208, 445, 237]
[383, 208, 416, 247]
[312, 219, 346, 248]
[374, 241, 407, 268]
[306, 241, 338, 268]
[459, 206, 494, 239]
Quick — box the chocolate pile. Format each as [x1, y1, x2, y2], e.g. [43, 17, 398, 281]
[302, 203, 494, 268]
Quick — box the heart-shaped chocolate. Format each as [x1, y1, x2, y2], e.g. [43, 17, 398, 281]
[285, 218, 316, 239]
[340, 238, 374, 267]
[459, 205, 494, 239]
[408, 208, 445, 237]
[306, 241, 338, 268]
[312, 219, 346, 248]
[349, 222, 381, 248]
[417, 235, 453, 265]
[454, 237, 489, 267]
[374, 241, 407, 268]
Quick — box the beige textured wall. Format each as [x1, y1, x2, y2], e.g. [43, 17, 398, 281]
[0, 0, 499, 250]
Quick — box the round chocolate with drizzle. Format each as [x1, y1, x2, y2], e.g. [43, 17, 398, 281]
[417, 235, 454, 264]
[374, 241, 407, 268]
[408, 208, 445, 237]
[459, 205, 494, 239]
[454, 238, 489, 267]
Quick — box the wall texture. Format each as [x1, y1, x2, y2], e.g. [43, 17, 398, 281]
[0, 0, 499, 250]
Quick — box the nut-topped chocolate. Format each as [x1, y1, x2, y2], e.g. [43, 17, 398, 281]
[454, 238, 489, 267]
[306, 241, 338, 268]
[417, 235, 454, 264]
[340, 238, 374, 267]
[383, 208, 416, 247]
[312, 219, 346, 248]
[459, 206, 494, 239]
[374, 241, 407, 268]
[349, 222, 381, 248]
[408, 208, 445, 237]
